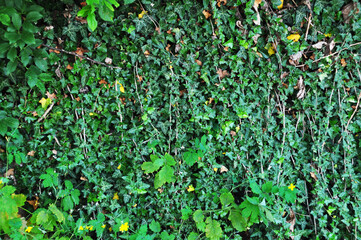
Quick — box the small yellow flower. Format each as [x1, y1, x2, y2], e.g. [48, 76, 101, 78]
[169, 65, 173, 69]
[101, 224, 106, 228]
[213, 168, 218, 172]
[288, 183, 296, 191]
[222, 152, 226, 154]
[133, 203, 137, 207]
[0, 180, 3, 184]
[119, 222, 129, 232]
[89, 112, 94, 116]
[187, 185, 195, 192]
[113, 192, 119, 200]
[117, 164, 121, 169]
[86, 225, 94, 231]
[25, 226, 33, 233]
[109, 227, 112, 231]
[277, 0, 284, 9]
[145, 98, 147, 102]
[324, 33, 332, 37]
[138, 10, 147, 19]
[79, 226, 84, 231]
[265, 45, 275, 56]
[287, 33, 301, 42]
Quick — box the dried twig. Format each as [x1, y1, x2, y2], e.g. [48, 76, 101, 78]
[42, 44, 121, 70]
[37, 103, 55, 122]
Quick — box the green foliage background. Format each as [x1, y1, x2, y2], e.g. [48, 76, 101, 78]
[1, 0, 361, 239]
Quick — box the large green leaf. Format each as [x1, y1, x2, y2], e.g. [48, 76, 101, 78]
[154, 165, 175, 188]
[205, 217, 223, 240]
[220, 192, 234, 207]
[26, 11, 43, 21]
[11, 13, 22, 30]
[228, 210, 247, 232]
[87, 12, 97, 31]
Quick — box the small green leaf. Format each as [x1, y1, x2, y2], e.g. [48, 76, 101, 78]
[34, 58, 48, 71]
[262, 181, 273, 193]
[49, 204, 65, 222]
[7, 47, 17, 61]
[250, 181, 262, 194]
[183, 151, 198, 166]
[12, 13, 22, 30]
[229, 209, 247, 232]
[87, 12, 97, 31]
[36, 210, 49, 225]
[220, 192, 234, 207]
[26, 11, 43, 21]
[0, 13, 10, 26]
[187, 232, 199, 240]
[149, 220, 161, 233]
[164, 153, 176, 166]
[124, 0, 136, 4]
[154, 165, 175, 188]
[193, 209, 204, 223]
[22, 31, 35, 45]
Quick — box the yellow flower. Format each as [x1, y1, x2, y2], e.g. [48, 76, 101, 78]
[86, 225, 94, 231]
[277, 0, 284, 9]
[324, 33, 332, 37]
[138, 10, 147, 19]
[109, 227, 112, 231]
[79, 226, 84, 231]
[0, 180, 3, 184]
[213, 168, 218, 172]
[25, 226, 33, 233]
[287, 33, 301, 42]
[265, 45, 275, 56]
[187, 185, 195, 192]
[89, 112, 94, 116]
[288, 183, 296, 191]
[222, 152, 226, 154]
[117, 164, 121, 169]
[113, 192, 119, 200]
[119, 222, 129, 232]
[101, 224, 106, 228]
[133, 203, 137, 207]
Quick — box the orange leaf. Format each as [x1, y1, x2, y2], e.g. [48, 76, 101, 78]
[46, 91, 57, 100]
[27, 150, 35, 157]
[99, 79, 108, 85]
[66, 64, 73, 70]
[195, 59, 202, 66]
[27, 196, 39, 210]
[202, 10, 212, 19]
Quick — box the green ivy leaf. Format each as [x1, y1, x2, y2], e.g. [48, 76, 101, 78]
[0, 13, 10, 26]
[205, 217, 223, 240]
[124, 0, 136, 4]
[250, 181, 262, 194]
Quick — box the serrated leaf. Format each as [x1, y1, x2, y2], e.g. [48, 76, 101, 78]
[220, 192, 234, 207]
[164, 153, 176, 166]
[205, 218, 223, 240]
[62, 195, 73, 211]
[187, 232, 199, 240]
[36, 210, 49, 224]
[250, 181, 262, 194]
[183, 151, 198, 166]
[229, 210, 247, 232]
[49, 204, 64, 222]
[149, 219, 161, 233]
[141, 157, 163, 174]
[262, 181, 273, 193]
[154, 165, 175, 188]
[193, 209, 204, 223]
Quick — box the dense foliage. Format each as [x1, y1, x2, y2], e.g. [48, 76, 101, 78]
[1, 0, 361, 239]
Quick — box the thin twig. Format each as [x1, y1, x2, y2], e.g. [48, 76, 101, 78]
[42, 44, 121, 70]
[305, 14, 312, 41]
[37, 103, 55, 122]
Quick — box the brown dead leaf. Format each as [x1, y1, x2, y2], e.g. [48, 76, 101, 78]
[80, 176, 88, 181]
[46, 92, 57, 100]
[49, 48, 60, 54]
[217, 0, 227, 7]
[254, 0, 262, 8]
[75, 47, 89, 61]
[195, 59, 202, 66]
[52, 149, 57, 155]
[4, 168, 14, 177]
[217, 68, 229, 79]
[312, 41, 327, 49]
[224, 46, 229, 51]
[167, 29, 172, 34]
[80, 1, 87, 6]
[281, 72, 289, 79]
[341, 58, 347, 67]
[144, 50, 150, 57]
[27, 196, 39, 210]
[27, 150, 35, 157]
[32, 111, 38, 117]
[158, 188, 164, 193]
[202, 10, 212, 19]
[66, 64, 73, 70]
[230, 131, 236, 137]
[310, 172, 318, 181]
[0, 147, 4, 153]
[155, 27, 160, 34]
[75, 16, 87, 24]
[75, 97, 80, 102]
[137, 75, 143, 82]
[220, 166, 228, 173]
[179, 89, 187, 97]
[99, 79, 108, 85]
[44, 26, 54, 31]
[166, 44, 171, 52]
